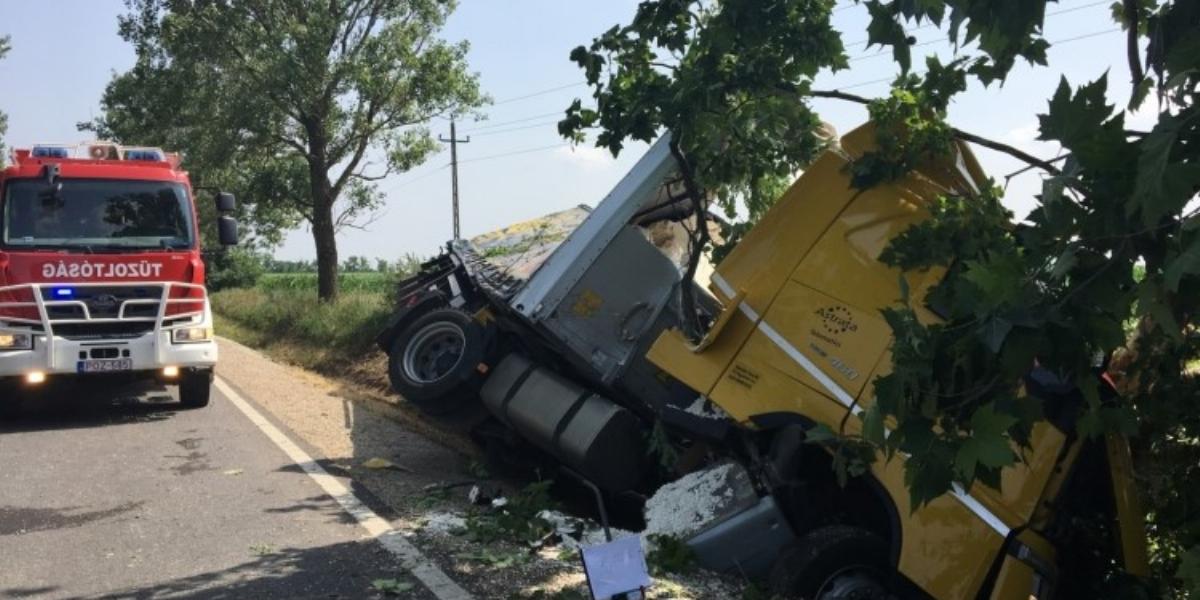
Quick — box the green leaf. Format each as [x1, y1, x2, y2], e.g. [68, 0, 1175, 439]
[1137, 280, 1183, 342]
[862, 404, 886, 445]
[865, 1, 911, 73]
[1130, 113, 1200, 227]
[804, 423, 837, 444]
[1037, 75, 1115, 147]
[1165, 235, 1200, 292]
[967, 403, 1018, 468]
[1077, 409, 1104, 439]
[1178, 546, 1200, 597]
[1076, 374, 1101, 409]
[372, 579, 414, 596]
[1049, 247, 1077, 280]
[979, 317, 1013, 353]
[1128, 76, 1154, 110]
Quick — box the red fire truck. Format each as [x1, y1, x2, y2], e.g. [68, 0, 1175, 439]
[0, 142, 237, 411]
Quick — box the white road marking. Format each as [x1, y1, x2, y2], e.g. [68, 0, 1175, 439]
[214, 377, 473, 600]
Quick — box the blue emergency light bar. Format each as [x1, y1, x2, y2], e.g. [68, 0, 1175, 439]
[32, 146, 69, 159]
[53, 288, 74, 298]
[124, 149, 165, 162]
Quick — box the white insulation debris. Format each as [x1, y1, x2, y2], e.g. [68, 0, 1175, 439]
[422, 511, 467, 535]
[682, 396, 730, 420]
[642, 462, 738, 541]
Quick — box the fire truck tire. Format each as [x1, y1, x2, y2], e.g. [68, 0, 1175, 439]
[387, 308, 487, 416]
[179, 369, 213, 409]
[769, 525, 891, 600]
[0, 381, 21, 420]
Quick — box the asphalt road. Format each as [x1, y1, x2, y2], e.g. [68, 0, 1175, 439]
[0, 378, 444, 600]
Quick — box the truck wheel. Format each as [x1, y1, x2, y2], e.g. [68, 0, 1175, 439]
[769, 525, 891, 600]
[179, 369, 213, 409]
[388, 308, 487, 416]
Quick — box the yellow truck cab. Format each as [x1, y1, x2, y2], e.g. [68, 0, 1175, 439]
[646, 124, 1151, 599]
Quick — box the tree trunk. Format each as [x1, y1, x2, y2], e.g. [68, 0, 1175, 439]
[312, 205, 339, 302]
[300, 111, 340, 302]
[307, 152, 339, 302]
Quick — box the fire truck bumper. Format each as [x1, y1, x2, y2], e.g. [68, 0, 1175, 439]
[0, 330, 218, 379]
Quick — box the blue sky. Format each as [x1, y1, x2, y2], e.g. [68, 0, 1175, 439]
[0, 1, 1144, 261]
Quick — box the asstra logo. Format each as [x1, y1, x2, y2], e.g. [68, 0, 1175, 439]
[814, 305, 858, 335]
[41, 260, 165, 280]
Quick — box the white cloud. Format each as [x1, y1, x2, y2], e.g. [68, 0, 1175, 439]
[1003, 121, 1041, 145]
[554, 144, 616, 171]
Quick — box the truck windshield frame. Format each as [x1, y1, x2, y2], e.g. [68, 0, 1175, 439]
[0, 178, 196, 251]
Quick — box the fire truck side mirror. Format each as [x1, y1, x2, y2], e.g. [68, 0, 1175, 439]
[215, 192, 236, 213]
[217, 215, 239, 247]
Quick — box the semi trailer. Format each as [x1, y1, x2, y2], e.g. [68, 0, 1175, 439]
[377, 124, 1150, 599]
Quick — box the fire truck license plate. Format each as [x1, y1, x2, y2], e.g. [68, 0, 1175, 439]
[78, 359, 134, 373]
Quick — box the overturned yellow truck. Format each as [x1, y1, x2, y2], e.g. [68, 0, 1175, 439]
[377, 124, 1150, 599]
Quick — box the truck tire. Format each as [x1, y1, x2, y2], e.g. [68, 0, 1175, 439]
[387, 308, 488, 416]
[769, 525, 891, 600]
[179, 369, 213, 409]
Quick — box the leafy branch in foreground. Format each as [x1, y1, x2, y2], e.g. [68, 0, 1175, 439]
[564, 0, 1200, 594]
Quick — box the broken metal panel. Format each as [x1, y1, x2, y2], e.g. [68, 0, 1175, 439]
[509, 135, 678, 321]
[541, 225, 683, 384]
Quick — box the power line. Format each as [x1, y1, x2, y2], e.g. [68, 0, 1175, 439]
[830, 27, 1121, 91]
[462, 111, 564, 132]
[457, 143, 572, 165]
[491, 82, 587, 105]
[382, 163, 448, 193]
[843, 0, 1110, 49]
[468, 119, 562, 138]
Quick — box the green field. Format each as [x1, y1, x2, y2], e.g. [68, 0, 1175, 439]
[212, 271, 403, 367]
[256, 272, 395, 294]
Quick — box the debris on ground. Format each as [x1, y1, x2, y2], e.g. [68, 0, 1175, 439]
[361, 457, 413, 472]
[423, 511, 468, 536]
[537, 509, 637, 551]
[371, 578, 414, 596]
[468, 483, 504, 506]
[643, 462, 752, 541]
[682, 396, 731, 421]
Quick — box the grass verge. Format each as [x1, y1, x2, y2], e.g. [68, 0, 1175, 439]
[211, 287, 393, 390]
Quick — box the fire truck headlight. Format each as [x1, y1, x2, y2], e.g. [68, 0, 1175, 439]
[171, 326, 213, 344]
[0, 333, 33, 351]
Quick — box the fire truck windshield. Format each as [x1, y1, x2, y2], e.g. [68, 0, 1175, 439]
[1, 178, 194, 251]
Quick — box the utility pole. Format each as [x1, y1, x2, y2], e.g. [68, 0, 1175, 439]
[438, 119, 470, 239]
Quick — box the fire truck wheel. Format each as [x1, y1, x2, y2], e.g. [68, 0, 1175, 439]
[179, 369, 213, 409]
[769, 525, 891, 600]
[388, 308, 487, 416]
[0, 381, 21, 420]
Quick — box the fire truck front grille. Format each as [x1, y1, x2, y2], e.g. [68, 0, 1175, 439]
[41, 285, 164, 320]
[52, 321, 156, 341]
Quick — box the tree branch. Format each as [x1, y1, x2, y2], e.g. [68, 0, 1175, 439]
[1124, 0, 1145, 91]
[806, 88, 1064, 176]
[668, 135, 712, 344]
[950, 128, 1062, 176]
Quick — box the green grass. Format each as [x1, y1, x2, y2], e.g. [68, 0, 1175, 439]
[211, 286, 392, 358]
[256, 272, 394, 294]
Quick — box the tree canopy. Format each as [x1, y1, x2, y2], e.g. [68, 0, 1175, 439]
[0, 35, 10, 167]
[561, 0, 1200, 595]
[88, 0, 484, 300]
